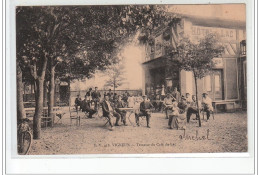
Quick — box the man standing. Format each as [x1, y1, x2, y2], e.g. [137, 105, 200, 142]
[160, 85, 166, 100]
[86, 88, 93, 98]
[114, 95, 127, 126]
[163, 93, 174, 119]
[102, 94, 121, 130]
[172, 87, 181, 103]
[186, 95, 201, 123]
[135, 95, 154, 128]
[122, 91, 129, 103]
[202, 92, 213, 120]
[92, 87, 101, 110]
[107, 89, 113, 99]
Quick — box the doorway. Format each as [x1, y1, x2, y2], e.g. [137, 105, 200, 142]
[205, 70, 224, 101]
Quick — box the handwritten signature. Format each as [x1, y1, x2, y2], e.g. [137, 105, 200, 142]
[179, 129, 212, 140]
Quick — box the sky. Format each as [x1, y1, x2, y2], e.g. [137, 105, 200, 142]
[71, 4, 246, 91]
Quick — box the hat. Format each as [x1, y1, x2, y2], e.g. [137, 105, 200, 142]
[202, 92, 208, 95]
[142, 95, 147, 97]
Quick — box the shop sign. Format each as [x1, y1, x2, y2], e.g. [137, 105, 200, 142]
[212, 58, 224, 68]
[191, 25, 236, 41]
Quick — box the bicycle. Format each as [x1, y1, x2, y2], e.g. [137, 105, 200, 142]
[17, 118, 32, 155]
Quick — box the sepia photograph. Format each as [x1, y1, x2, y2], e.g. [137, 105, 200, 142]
[16, 4, 247, 155]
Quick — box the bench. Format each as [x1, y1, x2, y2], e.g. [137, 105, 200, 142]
[212, 100, 236, 113]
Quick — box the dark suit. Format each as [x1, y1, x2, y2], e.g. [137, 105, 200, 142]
[81, 100, 96, 118]
[92, 91, 101, 110]
[135, 101, 154, 127]
[86, 91, 92, 97]
[114, 100, 127, 125]
[102, 100, 120, 127]
[74, 97, 82, 111]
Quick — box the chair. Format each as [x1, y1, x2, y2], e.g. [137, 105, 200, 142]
[41, 108, 53, 128]
[201, 109, 215, 120]
[69, 107, 80, 126]
[103, 116, 110, 127]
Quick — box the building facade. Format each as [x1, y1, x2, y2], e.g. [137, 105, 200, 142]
[23, 79, 70, 107]
[142, 15, 246, 110]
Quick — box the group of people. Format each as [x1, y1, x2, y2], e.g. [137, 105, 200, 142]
[158, 88, 213, 129]
[74, 87, 214, 131]
[74, 87, 101, 118]
[74, 88, 148, 130]
[102, 94, 154, 129]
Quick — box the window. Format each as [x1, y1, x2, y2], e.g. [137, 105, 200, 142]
[214, 75, 220, 92]
[204, 75, 211, 92]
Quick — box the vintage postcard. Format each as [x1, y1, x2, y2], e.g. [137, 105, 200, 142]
[15, 4, 247, 155]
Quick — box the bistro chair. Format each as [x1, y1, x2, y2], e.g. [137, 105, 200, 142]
[69, 106, 80, 126]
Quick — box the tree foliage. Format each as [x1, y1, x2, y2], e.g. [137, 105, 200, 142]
[17, 5, 176, 81]
[104, 62, 127, 90]
[176, 34, 224, 79]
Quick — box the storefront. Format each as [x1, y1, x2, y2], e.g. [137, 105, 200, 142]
[23, 79, 69, 107]
[142, 15, 246, 109]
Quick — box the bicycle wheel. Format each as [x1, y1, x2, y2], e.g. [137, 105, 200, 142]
[18, 131, 32, 155]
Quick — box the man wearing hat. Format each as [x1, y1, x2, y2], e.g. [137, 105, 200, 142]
[186, 95, 201, 123]
[74, 94, 82, 111]
[163, 93, 174, 119]
[178, 95, 188, 114]
[81, 95, 97, 118]
[114, 95, 127, 126]
[92, 87, 101, 110]
[135, 95, 154, 128]
[102, 94, 121, 130]
[202, 92, 213, 120]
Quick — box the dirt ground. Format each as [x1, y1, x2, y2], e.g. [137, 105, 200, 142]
[28, 107, 247, 155]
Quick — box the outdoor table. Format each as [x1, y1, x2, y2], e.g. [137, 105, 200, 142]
[118, 107, 136, 126]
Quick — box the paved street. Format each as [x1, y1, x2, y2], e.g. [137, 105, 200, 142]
[28, 107, 247, 155]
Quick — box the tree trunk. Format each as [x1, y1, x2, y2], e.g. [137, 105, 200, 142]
[113, 82, 116, 94]
[33, 78, 44, 139]
[17, 64, 26, 120]
[43, 80, 48, 107]
[194, 73, 202, 127]
[68, 77, 71, 106]
[48, 65, 55, 127]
